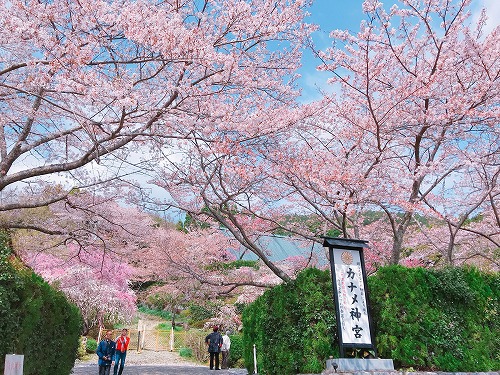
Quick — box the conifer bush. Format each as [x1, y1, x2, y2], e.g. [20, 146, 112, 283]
[369, 265, 499, 371]
[0, 231, 82, 375]
[242, 268, 337, 375]
[242, 265, 499, 374]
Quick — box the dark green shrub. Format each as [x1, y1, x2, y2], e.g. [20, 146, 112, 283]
[242, 268, 337, 375]
[179, 347, 193, 357]
[0, 231, 82, 375]
[86, 338, 98, 353]
[368, 265, 499, 371]
[0, 233, 23, 360]
[227, 333, 244, 368]
[242, 265, 498, 374]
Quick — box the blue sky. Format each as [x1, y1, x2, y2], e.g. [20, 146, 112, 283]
[298, 0, 500, 102]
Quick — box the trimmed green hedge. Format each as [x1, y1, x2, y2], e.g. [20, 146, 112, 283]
[242, 268, 337, 375]
[227, 333, 244, 368]
[242, 266, 499, 374]
[369, 265, 499, 371]
[0, 231, 82, 375]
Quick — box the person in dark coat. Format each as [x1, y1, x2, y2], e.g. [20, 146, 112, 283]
[97, 330, 116, 375]
[205, 326, 223, 370]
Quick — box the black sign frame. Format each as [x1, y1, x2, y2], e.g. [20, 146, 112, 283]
[322, 237, 378, 358]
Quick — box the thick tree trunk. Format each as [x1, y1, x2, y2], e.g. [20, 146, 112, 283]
[390, 212, 413, 264]
[390, 234, 403, 265]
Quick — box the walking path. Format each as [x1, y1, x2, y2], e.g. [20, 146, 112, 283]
[72, 314, 248, 374]
[71, 363, 247, 375]
[72, 346, 248, 374]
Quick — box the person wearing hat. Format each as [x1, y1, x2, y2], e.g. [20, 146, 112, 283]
[205, 326, 223, 370]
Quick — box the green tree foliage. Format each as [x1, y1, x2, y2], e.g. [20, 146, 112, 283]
[242, 266, 498, 374]
[227, 333, 244, 368]
[0, 231, 82, 375]
[369, 265, 499, 371]
[242, 268, 337, 375]
[205, 259, 259, 272]
[138, 305, 172, 320]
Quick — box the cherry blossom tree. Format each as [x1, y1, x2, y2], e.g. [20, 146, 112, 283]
[421, 155, 499, 266]
[1, 0, 320, 294]
[0, 0, 314, 222]
[9, 189, 156, 258]
[284, 0, 500, 264]
[130, 221, 289, 302]
[137, 0, 499, 279]
[23, 249, 136, 335]
[10, 193, 158, 332]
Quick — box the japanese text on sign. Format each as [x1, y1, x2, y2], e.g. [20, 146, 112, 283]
[4, 354, 24, 375]
[333, 249, 372, 345]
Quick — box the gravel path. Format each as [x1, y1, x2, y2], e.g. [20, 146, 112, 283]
[72, 350, 248, 374]
[75, 349, 201, 366]
[71, 364, 247, 375]
[72, 315, 248, 374]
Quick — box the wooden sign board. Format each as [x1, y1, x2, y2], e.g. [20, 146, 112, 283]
[322, 237, 377, 358]
[4, 355, 23, 375]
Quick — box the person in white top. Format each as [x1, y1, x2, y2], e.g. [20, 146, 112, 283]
[221, 331, 231, 369]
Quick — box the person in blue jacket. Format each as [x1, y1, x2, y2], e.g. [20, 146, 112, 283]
[97, 330, 116, 375]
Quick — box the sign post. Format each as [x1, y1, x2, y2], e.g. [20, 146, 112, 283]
[4, 354, 23, 375]
[323, 237, 394, 372]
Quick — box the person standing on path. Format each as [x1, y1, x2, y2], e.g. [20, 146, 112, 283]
[114, 328, 130, 375]
[97, 330, 116, 375]
[205, 326, 223, 370]
[221, 331, 231, 369]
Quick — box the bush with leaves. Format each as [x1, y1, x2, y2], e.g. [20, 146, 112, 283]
[86, 338, 98, 353]
[0, 231, 82, 375]
[227, 333, 245, 368]
[179, 347, 193, 358]
[369, 265, 499, 371]
[242, 266, 498, 374]
[242, 268, 337, 375]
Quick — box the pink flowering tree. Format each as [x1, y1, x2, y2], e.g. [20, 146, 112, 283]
[0, 0, 314, 213]
[131, 223, 290, 305]
[274, 0, 499, 264]
[24, 249, 136, 335]
[0, 0, 316, 292]
[146, 0, 499, 276]
[11, 192, 157, 333]
[420, 158, 499, 266]
[204, 304, 243, 333]
[153, 149, 324, 282]
[10, 190, 157, 259]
